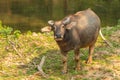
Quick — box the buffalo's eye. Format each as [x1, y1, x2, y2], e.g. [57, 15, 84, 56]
[52, 26, 56, 30]
[66, 28, 69, 32]
[61, 24, 65, 28]
[65, 28, 70, 32]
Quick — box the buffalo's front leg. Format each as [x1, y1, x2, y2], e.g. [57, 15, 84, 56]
[74, 49, 80, 71]
[61, 52, 68, 74]
[86, 44, 94, 64]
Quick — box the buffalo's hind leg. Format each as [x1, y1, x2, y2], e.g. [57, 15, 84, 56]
[86, 44, 95, 64]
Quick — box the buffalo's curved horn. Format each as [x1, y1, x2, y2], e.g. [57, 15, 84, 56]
[48, 20, 54, 26]
[63, 17, 70, 25]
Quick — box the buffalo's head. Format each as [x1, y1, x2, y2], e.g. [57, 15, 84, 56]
[41, 17, 76, 41]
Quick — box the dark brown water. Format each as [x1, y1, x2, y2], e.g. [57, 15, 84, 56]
[0, 0, 120, 32]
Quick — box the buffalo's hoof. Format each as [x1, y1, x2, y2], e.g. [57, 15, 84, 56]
[75, 67, 81, 71]
[73, 66, 81, 71]
[86, 60, 92, 64]
[61, 70, 67, 74]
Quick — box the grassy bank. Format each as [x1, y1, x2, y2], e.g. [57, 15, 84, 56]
[0, 21, 120, 80]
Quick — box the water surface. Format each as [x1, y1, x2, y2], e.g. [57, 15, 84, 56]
[0, 0, 119, 32]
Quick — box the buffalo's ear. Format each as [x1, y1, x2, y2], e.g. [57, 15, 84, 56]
[48, 20, 54, 26]
[41, 26, 52, 32]
[66, 22, 77, 30]
[62, 17, 71, 25]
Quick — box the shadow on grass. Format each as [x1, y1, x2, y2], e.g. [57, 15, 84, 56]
[17, 45, 119, 79]
[17, 49, 62, 77]
[17, 47, 90, 79]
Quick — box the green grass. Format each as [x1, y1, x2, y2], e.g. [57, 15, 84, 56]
[0, 22, 120, 80]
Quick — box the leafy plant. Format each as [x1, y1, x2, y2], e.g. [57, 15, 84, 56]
[13, 30, 21, 39]
[0, 21, 13, 39]
[0, 21, 21, 56]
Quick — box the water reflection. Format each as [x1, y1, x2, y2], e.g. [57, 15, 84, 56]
[0, 0, 120, 32]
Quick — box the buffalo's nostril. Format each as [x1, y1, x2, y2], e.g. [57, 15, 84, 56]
[55, 34, 62, 38]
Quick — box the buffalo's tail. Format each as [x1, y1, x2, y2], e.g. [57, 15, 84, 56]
[99, 29, 112, 48]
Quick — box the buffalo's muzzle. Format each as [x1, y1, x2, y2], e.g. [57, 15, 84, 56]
[54, 35, 63, 41]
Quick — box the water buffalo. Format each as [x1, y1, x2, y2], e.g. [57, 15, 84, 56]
[42, 8, 109, 73]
